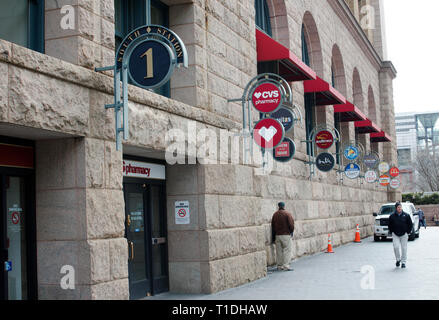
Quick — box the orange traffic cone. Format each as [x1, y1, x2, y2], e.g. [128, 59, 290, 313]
[354, 224, 361, 243]
[326, 234, 334, 253]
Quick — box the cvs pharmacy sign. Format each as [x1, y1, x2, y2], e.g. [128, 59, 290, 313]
[251, 82, 283, 113]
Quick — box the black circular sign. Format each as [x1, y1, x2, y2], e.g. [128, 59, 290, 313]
[128, 39, 174, 89]
[316, 152, 335, 172]
[273, 137, 295, 162]
[270, 107, 295, 132]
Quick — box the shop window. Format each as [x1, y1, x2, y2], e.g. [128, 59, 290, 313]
[0, 0, 44, 53]
[255, 0, 272, 37]
[302, 25, 315, 156]
[115, 0, 170, 97]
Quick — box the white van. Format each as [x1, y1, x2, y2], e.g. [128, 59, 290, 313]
[373, 202, 420, 241]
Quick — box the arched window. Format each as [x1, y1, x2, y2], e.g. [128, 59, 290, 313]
[302, 24, 315, 156]
[255, 0, 272, 36]
[332, 65, 341, 164]
[115, 0, 170, 97]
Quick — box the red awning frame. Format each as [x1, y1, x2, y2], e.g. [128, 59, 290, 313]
[354, 119, 381, 134]
[334, 101, 367, 122]
[370, 131, 392, 143]
[303, 76, 346, 106]
[256, 28, 316, 82]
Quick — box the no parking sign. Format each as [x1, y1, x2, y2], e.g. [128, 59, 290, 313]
[175, 201, 190, 225]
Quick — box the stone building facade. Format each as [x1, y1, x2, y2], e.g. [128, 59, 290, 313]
[0, 0, 399, 300]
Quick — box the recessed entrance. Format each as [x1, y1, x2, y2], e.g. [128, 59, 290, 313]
[0, 137, 36, 300]
[123, 158, 168, 299]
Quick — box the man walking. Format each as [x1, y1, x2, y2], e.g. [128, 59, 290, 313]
[418, 207, 426, 229]
[388, 202, 413, 269]
[271, 202, 295, 271]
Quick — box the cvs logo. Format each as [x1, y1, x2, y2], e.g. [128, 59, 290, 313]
[261, 90, 280, 98]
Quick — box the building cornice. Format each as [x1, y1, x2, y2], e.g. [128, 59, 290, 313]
[328, 0, 395, 75]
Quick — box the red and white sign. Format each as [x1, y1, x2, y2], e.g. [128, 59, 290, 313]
[379, 174, 391, 186]
[365, 170, 377, 184]
[251, 82, 283, 113]
[253, 118, 285, 149]
[389, 167, 400, 177]
[11, 212, 20, 225]
[123, 160, 166, 180]
[315, 130, 334, 149]
[390, 178, 401, 189]
[275, 141, 290, 158]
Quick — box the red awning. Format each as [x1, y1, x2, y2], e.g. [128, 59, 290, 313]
[355, 119, 381, 134]
[256, 28, 316, 82]
[334, 101, 367, 122]
[303, 76, 346, 106]
[370, 131, 392, 143]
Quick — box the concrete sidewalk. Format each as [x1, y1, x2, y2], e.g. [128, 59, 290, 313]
[147, 227, 439, 300]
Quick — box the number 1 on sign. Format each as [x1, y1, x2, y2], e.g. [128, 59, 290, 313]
[140, 48, 153, 79]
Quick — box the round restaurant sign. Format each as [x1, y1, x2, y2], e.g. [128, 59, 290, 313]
[379, 174, 391, 186]
[364, 170, 378, 183]
[315, 130, 334, 149]
[378, 162, 390, 173]
[344, 145, 360, 161]
[363, 153, 379, 169]
[390, 178, 401, 189]
[389, 167, 400, 177]
[315, 153, 336, 172]
[253, 118, 285, 149]
[345, 163, 361, 179]
[270, 107, 295, 133]
[273, 138, 296, 162]
[251, 82, 283, 113]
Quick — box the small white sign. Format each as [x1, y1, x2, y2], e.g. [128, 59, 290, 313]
[390, 178, 400, 189]
[123, 160, 166, 180]
[175, 201, 190, 225]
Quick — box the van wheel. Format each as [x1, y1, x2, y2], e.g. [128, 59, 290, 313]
[374, 235, 380, 242]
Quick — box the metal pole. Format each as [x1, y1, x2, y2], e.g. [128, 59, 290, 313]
[122, 64, 129, 140]
[115, 69, 121, 151]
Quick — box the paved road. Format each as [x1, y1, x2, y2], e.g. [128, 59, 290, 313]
[149, 227, 439, 300]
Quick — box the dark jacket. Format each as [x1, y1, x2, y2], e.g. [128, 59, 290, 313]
[388, 211, 413, 237]
[271, 209, 295, 242]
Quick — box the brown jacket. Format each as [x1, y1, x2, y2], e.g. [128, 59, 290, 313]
[271, 209, 295, 242]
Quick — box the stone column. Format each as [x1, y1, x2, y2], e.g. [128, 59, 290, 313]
[379, 61, 399, 201]
[44, 0, 115, 70]
[36, 137, 128, 299]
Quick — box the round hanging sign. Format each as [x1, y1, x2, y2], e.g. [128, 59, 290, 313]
[315, 130, 334, 149]
[273, 137, 296, 162]
[270, 107, 295, 133]
[364, 170, 378, 183]
[128, 39, 175, 90]
[389, 167, 400, 177]
[378, 162, 390, 173]
[253, 118, 285, 149]
[363, 153, 379, 169]
[316, 153, 336, 172]
[345, 163, 361, 179]
[251, 82, 283, 113]
[344, 145, 360, 161]
[379, 174, 391, 186]
[390, 178, 401, 189]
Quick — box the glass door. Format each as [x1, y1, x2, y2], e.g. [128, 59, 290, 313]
[124, 180, 168, 299]
[1, 175, 30, 300]
[124, 183, 151, 300]
[150, 184, 168, 294]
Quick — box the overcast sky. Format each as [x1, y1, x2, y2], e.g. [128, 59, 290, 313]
[383, 0, 439, 114]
